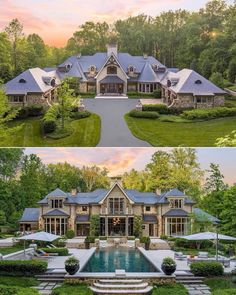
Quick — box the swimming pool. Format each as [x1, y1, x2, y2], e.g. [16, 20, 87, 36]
[81, 247, 159, 272]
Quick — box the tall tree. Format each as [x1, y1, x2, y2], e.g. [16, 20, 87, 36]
[80, 166, 110, 191]
[5, 19, 23, 74]
[0, 148, 24, 181]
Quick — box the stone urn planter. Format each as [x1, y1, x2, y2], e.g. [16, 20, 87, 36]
[65, 256, 80, 275]
[161, 257, 176, 275]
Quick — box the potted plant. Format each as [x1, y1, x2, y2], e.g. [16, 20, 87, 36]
[65, 256, 80, 275]
[84, 236, 95, 249]
[161, 257, 176, 275]
[140, 237, 151, 250]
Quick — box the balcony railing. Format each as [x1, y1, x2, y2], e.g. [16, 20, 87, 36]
[100, 208, 133, 215]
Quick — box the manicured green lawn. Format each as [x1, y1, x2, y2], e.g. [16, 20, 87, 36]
[1, 114, 101, 147]
[0, 276, 38, 287]
[51, 283, 187, 295]
[0, 245, 24, 255]
[152, 284, 187, 295]
[125, 114, 236, 147]
[52, 284, 93, 295]
[205, 277, 236, 295]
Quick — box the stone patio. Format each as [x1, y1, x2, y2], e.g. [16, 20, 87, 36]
[184, 284, 211, 295]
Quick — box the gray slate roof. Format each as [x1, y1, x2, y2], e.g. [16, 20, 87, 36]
[43, 209, 69, 217]
[5, 68, 60, 95]
[193, 208, 220, 224]
[19, 208, 40, 222]
[161, 69, 226, 95]
[163, 209, 189, 217]
[100, 76, 125, 84]
[143, 215, 157, 223]
[76, 215, 90, 222]
[38, 187, 194, 206]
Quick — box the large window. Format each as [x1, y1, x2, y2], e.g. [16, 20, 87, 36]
[170, 199, 183, 209]
[44, 217, 68, 235]
[109, 198, 125, 215]
[51, 199, 63, 209]
[107, 66, 117, 75]
[9, 96, 24, 103]
[166, 217, 188, 236]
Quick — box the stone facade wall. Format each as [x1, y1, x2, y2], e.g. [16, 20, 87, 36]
[79, 82, 87, 93]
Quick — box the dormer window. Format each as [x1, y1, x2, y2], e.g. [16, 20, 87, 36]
[195, 80, 202, 84]
[50, 78, 56, 87]
[19, 78, 26, 83]
[128, 65, 134, 73]
[170, 199, 183, 209]
[89, 65, 96, 72]
[82, 206, 88, 212]
[51, 199, 63, 209]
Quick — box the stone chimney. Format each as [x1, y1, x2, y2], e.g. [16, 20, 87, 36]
[110, 176, 122, 187]
[71, 188, 77, 196]
[156, 188, 162, 195]
[143, 53, 148, 59]
[107, 43, 118, 56]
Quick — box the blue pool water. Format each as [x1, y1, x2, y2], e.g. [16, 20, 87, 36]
[82, 247, 159, 272]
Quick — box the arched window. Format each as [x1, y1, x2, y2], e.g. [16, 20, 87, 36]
[195, 80, 202, 84]
[50, 79, 56, 87]
[107, 66, 117, 75]
[90, 65, 96, 72]
[19, 78, 26, 83]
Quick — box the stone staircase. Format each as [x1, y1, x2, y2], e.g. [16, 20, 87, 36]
[90, 279, 153, 294]
[176, 273, 211, 294]
[35, 269, 66, 282]
[175, 272, 204, 284]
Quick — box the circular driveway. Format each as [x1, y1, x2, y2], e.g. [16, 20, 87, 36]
[84, 98, 151, 147]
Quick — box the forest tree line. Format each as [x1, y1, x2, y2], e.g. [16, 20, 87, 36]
[0, 0, 236, 85]
[0, 148, 235, 237]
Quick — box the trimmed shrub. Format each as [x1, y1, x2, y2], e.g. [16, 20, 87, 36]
[129, 110, 160, 119]
[181, 107, 236, 120]
[160, 234, 168, 240]
[40, 248, 69, 256]
[0, 285, 39, 295]
[15, 107, 29, 119]
[65, 230, 75, 239]
[0, 260, 47, 276]
[153, 89, 162, 98]
[128, 92, 154, 98]
[190, 261, 224, 277]
[85, 236, 96, 243]
[140, 236, 151, 243]
[43, 120, 56, 134]
[27, 104, 44, 117]
[142, 104, 169, 114]
[70, 110, 91, 119]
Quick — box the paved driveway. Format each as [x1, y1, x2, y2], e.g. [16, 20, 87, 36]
[84, 98, 151, 147]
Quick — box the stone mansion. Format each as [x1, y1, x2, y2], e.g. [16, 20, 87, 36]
[6, 44, 225, 109]
[19, 182, 218, 238]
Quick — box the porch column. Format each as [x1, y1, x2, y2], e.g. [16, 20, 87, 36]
[125, 216, 129, 236]
[105, 216, 108, 236]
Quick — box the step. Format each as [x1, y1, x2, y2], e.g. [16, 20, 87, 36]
[99, 279, 143, 284]
[94, 282, 148, 289]
[36, 274, 65, 278]
[90, 286, 153, 294]
[177, 280, 203, 284]
[37, 278, 65, 282]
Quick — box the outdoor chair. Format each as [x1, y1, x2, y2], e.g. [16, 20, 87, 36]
[198, 252, 209, 259]
[174, 252, 187, 260]
[37, 249, 59, 257]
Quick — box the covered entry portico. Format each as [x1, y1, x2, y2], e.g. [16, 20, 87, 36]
[99, 76, 125, 95]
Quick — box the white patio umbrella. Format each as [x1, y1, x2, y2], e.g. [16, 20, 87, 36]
[17, 231, 60, 256]
[183, 231, 236, 260]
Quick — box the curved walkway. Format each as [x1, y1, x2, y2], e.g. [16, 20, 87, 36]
[84, 98, 151, 147]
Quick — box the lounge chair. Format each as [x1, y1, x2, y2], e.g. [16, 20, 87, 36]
[37, 249, 59, 257]
[174, 252, 187, 260]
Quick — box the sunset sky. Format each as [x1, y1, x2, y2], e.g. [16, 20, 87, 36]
[0, 0, 234, 47]
[25, 148, 236, 185]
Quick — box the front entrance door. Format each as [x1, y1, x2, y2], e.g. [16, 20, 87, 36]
[149, 224, 154, 236]
[108, 217, 126, 236]
[77, 224, 90, 236]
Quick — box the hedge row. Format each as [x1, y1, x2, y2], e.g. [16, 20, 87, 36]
[175, 238, 213, 249]
[0, 260, 47, 276]
[190, 261, 224, 277]
[70, 110, 91, 119]
[129, 110, 160, 119]
[0, 285, 39, 295]
[40, 248, 69, 256]
[181, 107, 236, 120]
[15, 104, 45, 119]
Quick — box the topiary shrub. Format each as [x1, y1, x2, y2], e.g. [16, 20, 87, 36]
[65, 230, 75, 239]
[85, 236, 96, 243]
[142, 104, 169, 114]
[70, 110, 91, 119]
[43, 120, 56, 134]
[40, 248, 69, 256]
[129, 110, 160, 119]
[0, 260, 47, 276]
[190, 261, 224, 277]
[140, 236, 150, 243]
